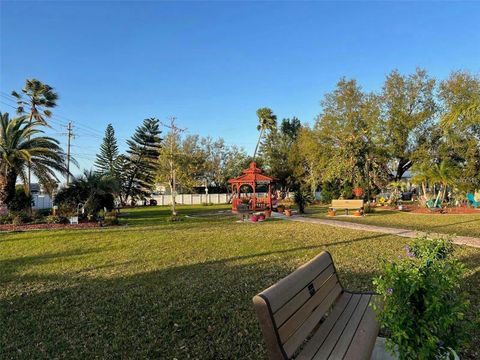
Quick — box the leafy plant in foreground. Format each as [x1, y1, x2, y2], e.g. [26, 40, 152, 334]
[373, 235, 468, 359]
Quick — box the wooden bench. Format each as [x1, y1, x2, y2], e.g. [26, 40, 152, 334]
[330, 199, 364, 215]
[253, 252, 379, 360]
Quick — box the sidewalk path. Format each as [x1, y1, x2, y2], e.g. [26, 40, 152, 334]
[272, 213, 480, 248]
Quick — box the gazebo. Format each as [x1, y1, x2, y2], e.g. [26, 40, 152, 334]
[228, 162, 275, 212]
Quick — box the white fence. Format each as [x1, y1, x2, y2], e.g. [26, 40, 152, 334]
[32, 194, 53, 209]
[148, 193, 231, 206]
[137, 191, 322, 206]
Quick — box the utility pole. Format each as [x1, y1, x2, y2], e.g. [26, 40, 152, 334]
[66, 121, 73, 186]
[162, 117, 186, 216]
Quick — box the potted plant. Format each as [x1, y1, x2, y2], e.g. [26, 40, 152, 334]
[354, 209, 362, 217]
[284, 206, 292, 217]
[277, 204, 285, 213]
[250, 214, 258, 222]
[257, 213, 265, 221]
[327, 208, 336, 217]
[373, 236, 468, 360]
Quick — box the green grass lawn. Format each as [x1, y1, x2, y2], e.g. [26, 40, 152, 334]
[1, 205, 479, 359]
[306, 206, 480, 238]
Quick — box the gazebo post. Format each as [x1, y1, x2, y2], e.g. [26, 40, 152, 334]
[268, 183, 272, 210]
[252, 183, 256, 211]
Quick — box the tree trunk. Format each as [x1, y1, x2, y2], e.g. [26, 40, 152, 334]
[441, 185, 448, 203]
[395, 158, 412, 181]
[433, 186, 442, 208]
[253, 128, 264, 159]
[0, 169, 18, 209]
[421, 182, 428, 200]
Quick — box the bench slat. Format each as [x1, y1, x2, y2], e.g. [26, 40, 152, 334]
[342, 296, 381, 360]
[311, 294, 362, 360]
[261, 253, 333, 313]
[330, 200, 364, 210]
[327, 294, 371, 360]
[296, 292, 353, 360]
[283, 283, 343, 358]
[274, 264, 336, 327]
[278, 273, 338, 343]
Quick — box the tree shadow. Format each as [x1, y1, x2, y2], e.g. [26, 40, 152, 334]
[1, 239, 478, 359]
[0, 244, 384, 360]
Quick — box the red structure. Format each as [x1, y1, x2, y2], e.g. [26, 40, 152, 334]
[228, 162, 275, 212]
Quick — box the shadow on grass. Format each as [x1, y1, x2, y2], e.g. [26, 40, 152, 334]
[0, 248, 105, 281]
[1, 237, 478, 359]
[0, 247, 383, 359]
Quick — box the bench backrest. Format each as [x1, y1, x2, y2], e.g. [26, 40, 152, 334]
[331, 199, 364, 209]
[252, 252, 343, 359]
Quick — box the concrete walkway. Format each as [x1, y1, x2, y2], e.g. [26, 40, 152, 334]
[272, 213, 480, 248]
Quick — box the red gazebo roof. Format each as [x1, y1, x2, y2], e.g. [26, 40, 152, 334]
[228, 162, 275, 184]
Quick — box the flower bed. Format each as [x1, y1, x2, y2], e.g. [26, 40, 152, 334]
[411, 206, 480, 214]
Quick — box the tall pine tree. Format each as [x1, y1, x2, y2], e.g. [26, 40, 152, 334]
[95, 124, 120, 175]
[121, 118, 162, 203]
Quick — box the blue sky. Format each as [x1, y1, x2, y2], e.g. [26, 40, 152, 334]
[1, 1, 479, 176]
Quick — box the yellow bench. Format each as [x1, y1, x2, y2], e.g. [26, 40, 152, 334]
[330, 199, 364, 215]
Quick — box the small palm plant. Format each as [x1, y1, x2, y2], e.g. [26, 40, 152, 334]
[412, 160, 459, 207]
[429, 160, 460, 207]
[0, 112, 67, 208]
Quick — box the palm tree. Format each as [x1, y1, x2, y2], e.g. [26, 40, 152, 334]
[55, 170, 119, 216]
[0, 112, 67, 208]
[253, 107, 277, 159]
[11, 79, 59, 189]
[429, 160, 459, 207]
[411, 163, 432, 200]
[11, 79, 58, 125]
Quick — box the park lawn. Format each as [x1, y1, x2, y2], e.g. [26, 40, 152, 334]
[1, 206, 479, 359]
[306, 205, 480, 238]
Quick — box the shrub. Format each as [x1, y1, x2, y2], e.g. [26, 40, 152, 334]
[56, 204, 77, 217]
[294, 187, 313, 214]
[0, 213, 14, 224]
[31, 210, 47, 223]
[46, 215, 70, 224]
[363, 203, 375, 214]
[373, 235, 468, 360]
[11, 211, 32, 225]
[320, 181, 341, 204]
[9, 187, 33, 212]
[103, 211, 119, 226]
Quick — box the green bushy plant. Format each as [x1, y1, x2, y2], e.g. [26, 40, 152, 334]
[11, 211, 32, 225]
[363, 203, 375, 214]
[373, 235, 468, 360]
[31, 210, 47, 224]
[46, 215, 70, 224]
[294, 187, 313, 214]
[103, 211, 119, 226]
[9, 186, 33, 212]
[0, 213, 14, 224]
[320, 181, 341, 203]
